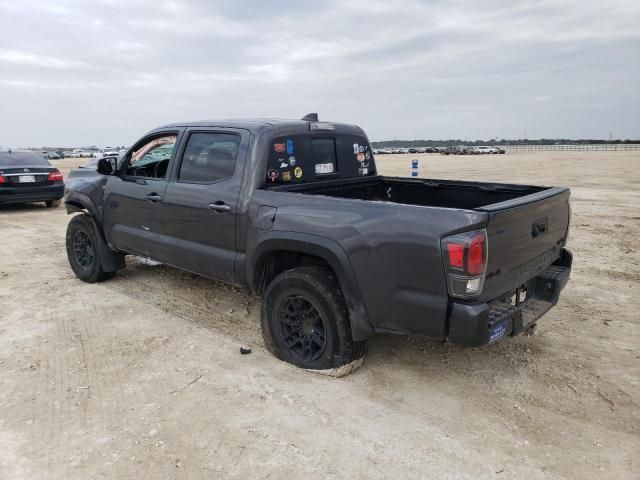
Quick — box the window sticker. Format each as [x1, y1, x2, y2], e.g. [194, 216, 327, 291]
[286, 139, 294, 155]
[352, 143, 359, 155]
[274, 143, 285, 153]
[357, 153, 365, 162]
[288, 156, 296, 166]
[267, 169, 280, 182]
[282, 171, 292, 182]
[315, 162, 334, 175]
[294, 166, 303, 179]
[280, 161, 288, 168]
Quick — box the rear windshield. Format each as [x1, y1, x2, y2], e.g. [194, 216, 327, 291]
[0, 151, 51, 167]
[265, 134, 376, 185]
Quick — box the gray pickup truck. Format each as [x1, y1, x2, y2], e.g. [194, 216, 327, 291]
[64, 114, 572, 373]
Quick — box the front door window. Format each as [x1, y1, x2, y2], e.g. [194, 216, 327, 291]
[125, 135, 177, 179]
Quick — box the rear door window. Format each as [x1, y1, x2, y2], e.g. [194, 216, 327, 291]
[178, 132, 240, 184]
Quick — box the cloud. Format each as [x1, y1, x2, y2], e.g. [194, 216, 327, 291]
[0, 50, 84, 68]
[0, 0, 638, 146]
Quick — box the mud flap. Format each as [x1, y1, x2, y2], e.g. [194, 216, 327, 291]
[88, 216, 126, 272]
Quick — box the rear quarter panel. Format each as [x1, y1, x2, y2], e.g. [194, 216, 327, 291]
[248, 189, 488, 338]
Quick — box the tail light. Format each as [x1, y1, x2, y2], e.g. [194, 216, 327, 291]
[441, 229, 488, 298]
[0, 175, 6, 184]
[47, 169, 64, 182]
[564, 199, 571, 246]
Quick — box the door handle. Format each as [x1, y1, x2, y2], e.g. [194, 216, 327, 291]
[208, 202, 231, 213]
[145, 193, 162, 203]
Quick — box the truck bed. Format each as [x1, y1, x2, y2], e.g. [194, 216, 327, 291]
[268, 175, 571, 307]
[270, 176, 549, 210]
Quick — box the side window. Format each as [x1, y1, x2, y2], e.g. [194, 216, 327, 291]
[125, 135, 177, 179]
[179, 132, 240, 184]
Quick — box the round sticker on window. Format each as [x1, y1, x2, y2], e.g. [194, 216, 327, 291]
[268, 169, 280, 182]
[294, 166, 303, 179]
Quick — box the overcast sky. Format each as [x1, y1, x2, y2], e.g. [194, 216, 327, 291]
[0, 0, 639, 147]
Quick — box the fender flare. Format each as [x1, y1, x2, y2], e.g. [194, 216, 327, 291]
[64, 192, 102, 224]
[248, 232, 374, 341]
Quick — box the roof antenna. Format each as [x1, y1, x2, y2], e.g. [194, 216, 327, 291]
[301, 112, 318, 122]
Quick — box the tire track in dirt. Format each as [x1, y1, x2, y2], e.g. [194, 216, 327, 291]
[102, 262, 263, 349]
[33, 308, 116, 478]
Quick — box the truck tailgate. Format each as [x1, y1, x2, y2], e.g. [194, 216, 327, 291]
[478, 187, 571, 301]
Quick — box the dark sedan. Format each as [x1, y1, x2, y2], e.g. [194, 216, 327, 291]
[0, 150, 65, 207]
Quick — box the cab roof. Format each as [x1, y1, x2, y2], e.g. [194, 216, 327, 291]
[154, 117, 366, 136]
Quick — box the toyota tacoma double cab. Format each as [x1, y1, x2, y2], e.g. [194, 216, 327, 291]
[64, 114, 572, 373]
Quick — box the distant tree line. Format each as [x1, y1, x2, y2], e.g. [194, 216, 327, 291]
[371, 138, 640, 147]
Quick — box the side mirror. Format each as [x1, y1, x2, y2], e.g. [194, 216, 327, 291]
[97, 157, 116, 175]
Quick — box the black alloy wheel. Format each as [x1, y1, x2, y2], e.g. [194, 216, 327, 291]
[73, 230, 95, 269]
[277, 295, 327, 362]
[261, 266, 367, 372]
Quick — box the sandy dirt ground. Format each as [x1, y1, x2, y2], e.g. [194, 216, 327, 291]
[1, 151, 639, 479]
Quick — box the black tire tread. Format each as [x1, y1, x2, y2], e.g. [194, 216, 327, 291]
[65, 214, 115, 283]
[261, 266, 367, 372]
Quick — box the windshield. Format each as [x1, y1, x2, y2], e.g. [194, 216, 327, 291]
[0, 151, 51, 168]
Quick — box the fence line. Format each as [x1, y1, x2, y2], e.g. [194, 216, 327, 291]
[503, 144, 640, 152]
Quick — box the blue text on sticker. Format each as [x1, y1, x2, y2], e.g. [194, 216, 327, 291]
[489, 322, 508, 343]
[286, 139, 294, 155]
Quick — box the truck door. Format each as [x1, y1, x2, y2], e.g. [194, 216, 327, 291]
[102, 130, 181, 261]
[161, 128, 249, 283]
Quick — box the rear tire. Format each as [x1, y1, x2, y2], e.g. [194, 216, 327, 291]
[261, 267, 367, 374]
[46, 199, 61, 208]
[66, 214, 115, 283]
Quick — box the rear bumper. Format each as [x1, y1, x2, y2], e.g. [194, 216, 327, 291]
[447, 248, 572, 346]
[0, 185, 65, 204]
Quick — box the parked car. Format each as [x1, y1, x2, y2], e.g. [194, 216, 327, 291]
[0, 150, 64, 207]
[474, 146, 493, 154]
[64, 116, 572, 373]
[43, 151, 61, 160]
[440, 146, 464, 155]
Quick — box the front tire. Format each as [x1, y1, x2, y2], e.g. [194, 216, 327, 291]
[66, 214, 115, 283]
[261, 267, 367, 373]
